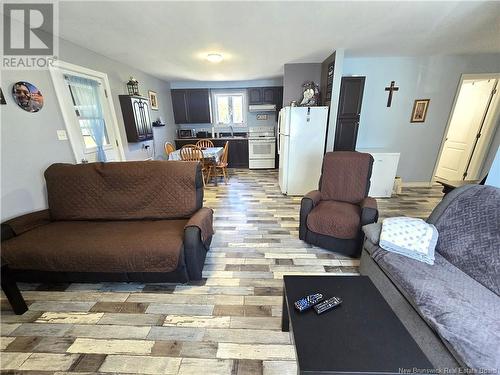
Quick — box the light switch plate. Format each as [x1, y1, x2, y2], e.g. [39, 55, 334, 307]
[57, 130, 68, 140]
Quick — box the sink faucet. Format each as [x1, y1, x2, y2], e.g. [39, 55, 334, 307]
[229, 125, 234, 137]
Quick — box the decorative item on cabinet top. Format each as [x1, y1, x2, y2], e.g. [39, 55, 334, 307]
[126, 77, 139, 96]
[118, 95, 153, 142]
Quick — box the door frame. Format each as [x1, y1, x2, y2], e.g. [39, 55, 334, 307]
[432, 73, 500, 181]
[49, 60, 126, 162]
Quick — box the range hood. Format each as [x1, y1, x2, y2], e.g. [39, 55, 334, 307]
[248, 104, 276, 112]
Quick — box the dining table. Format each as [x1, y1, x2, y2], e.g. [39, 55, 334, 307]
[168, 147, 224, 163]
[168, 146, 224, 185]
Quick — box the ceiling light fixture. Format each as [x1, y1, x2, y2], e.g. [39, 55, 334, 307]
[206, 53, 223, 63]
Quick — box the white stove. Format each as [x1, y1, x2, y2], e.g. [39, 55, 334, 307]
[248, 127, 276, 169]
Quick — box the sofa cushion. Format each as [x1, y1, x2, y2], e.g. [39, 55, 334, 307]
[45, 161, 201, 221]
[427, 185, 500, 296]
[307, 200, 360, 239]
[372, 248, 500, 370]
[1, 220, 187, 273]
[320, 152, 373, 203]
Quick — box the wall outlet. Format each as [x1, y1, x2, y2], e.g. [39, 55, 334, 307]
[57, 130, 68, 140]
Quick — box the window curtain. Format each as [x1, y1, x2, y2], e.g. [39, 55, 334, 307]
[66, 75, 107, 162]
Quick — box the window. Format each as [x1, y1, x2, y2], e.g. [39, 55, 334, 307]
[212, 90, 246, 126]
[66, 76, 110, 151]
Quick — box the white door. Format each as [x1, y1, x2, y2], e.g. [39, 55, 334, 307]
[436, 79, 497, 180]
[50, 62, 125, 163]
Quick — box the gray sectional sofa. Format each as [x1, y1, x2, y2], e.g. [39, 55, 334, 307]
[360, 185, 500, 371]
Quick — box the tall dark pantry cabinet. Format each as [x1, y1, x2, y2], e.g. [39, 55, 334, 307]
[333, 77, 365, 151]
[119, 95, 153, 142]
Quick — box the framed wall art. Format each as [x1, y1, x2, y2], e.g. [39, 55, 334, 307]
[12, 81, 44, 112]
[0, 88, 6, 104]
[148, 90, 158, 110]
[411, 99, 430, 123]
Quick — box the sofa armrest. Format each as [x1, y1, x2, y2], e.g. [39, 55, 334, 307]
[359, 197, 378, 226]
[184, 208, 214, 280]
[299, 190, 321, 240]
[185, 207, 214, 244]
[362, 222, 382, 245]
[2, 209, 51, 239]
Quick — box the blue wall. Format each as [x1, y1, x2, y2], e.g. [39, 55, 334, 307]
[343, 53, 500, 182]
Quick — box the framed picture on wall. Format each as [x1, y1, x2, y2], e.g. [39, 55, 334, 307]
[411, 99, 430, 123]
[148, 90, 159, 110]
[0, 88, 6, 104]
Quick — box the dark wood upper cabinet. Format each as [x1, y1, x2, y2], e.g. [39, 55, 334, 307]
[187, 89, 211, 123]
[262, 88, 275, 103]
[248, 87, 282, 106]
[248, 88, 263, 104]
[171, 90, 189, 124]
[171, 89, 211, 124]
[333, 77, 365, 152]
[119, 95, 153, 142]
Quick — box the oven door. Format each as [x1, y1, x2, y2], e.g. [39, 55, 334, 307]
[249, 139, 276, 159]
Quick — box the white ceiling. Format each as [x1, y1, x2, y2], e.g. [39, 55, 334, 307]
[55, 1, 500, 82]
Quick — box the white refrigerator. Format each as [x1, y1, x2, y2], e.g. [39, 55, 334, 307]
[278, 106, 329, 195]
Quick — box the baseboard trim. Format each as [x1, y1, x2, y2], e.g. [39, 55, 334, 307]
[402, 181, 433, 187]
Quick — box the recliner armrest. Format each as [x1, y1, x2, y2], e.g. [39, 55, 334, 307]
[2, 209, 51, 239]
[304, 190, 321, 207]
[359, 197, 378, 226]
[299, 190, 321, 240]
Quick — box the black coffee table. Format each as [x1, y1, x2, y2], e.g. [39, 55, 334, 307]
[282, 276, 433, 374]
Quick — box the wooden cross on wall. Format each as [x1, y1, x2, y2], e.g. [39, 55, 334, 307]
[385, 81, 399, 107]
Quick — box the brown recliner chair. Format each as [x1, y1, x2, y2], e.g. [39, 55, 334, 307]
[299, 151, 378, 257]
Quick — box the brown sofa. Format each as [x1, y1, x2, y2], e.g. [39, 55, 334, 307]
[1, 161, 213, 283]
[299, 151, 378, 257]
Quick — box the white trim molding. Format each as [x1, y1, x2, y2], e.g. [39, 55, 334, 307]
[49, 60, 126, 162]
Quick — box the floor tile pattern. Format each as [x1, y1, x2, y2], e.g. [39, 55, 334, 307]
[1, 169, 443, 374]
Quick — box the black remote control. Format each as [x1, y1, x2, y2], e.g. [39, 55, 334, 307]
[294, 293, 324, 312]
[313, 296, 342, 314]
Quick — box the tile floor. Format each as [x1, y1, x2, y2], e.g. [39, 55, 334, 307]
[0, 169, 444, 374]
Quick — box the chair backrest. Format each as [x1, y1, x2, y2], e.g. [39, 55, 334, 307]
[220, 141, 229, 165]
[164, 142, 175, 155]
[196, 139, 214, 148]
[319, 151, 374, 203]
[180, 144, 204, 162]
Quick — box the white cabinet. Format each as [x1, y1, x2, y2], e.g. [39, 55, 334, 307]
[357, 149, 400, 198]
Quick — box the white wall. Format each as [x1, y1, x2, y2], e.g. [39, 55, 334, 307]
[1, 37, 175, 221]
[343, 53, 500, 182]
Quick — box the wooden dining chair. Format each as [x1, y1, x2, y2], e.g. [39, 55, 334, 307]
[180, 144, 209, 186]
[210, 141, 229, 184]
[196, 139, 214, 148]
[164, 142, 175, 157]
